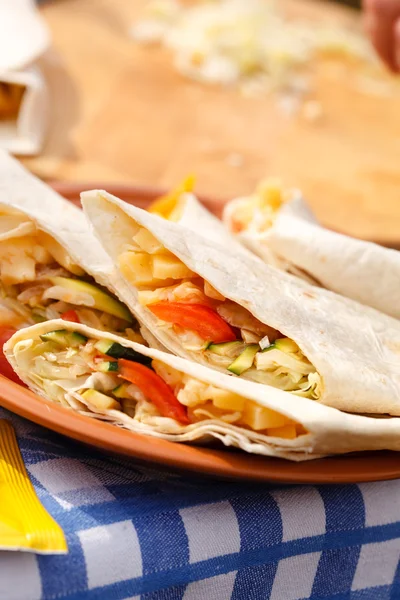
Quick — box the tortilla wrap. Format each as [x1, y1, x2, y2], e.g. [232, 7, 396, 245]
[6, 319, 400, 461]
[224, 180, 400, 319]
[0, 151, 150, 342]
[0, 151, 119, 289]
[82, 189, 400, 416]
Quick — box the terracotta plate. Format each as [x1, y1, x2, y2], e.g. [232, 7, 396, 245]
[0, 182, 399, 484]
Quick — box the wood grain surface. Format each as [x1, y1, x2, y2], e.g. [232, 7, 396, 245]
[22, 0, 400, 241]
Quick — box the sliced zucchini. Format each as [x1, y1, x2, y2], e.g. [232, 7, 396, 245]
[49, 277, 133, 323]
[274, 338, 299, 353]
[228, 344, 259, 376]
[94, 339, 152, 366]
[207, 341, 244, 357]
[40, 329, 87, 348]
[32, 312, 46, 323]
[97, 361, 119, 373]
[112, 383, 132, 399]
[81, 389, 121, 411]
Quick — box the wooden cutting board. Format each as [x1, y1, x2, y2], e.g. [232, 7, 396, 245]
[23, 0, 400, 242]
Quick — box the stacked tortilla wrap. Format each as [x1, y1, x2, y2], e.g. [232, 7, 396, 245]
[223, 178, 400, 319]
[4, 157, 400, 462]
[81, 189, 400, 417]
[0, 150, 147, 343]
[6, 320, 400, 461]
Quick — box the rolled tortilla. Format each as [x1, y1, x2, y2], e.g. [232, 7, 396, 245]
[6, 319, 400, 461]
[82, 188, 400, 416]
[0, 151, 145, 342]
[224, 179, 400, 319]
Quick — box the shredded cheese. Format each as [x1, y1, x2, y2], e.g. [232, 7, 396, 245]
[131, 0, 376, 105]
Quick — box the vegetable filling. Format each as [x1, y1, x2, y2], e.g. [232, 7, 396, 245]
[227, 178, 288, 235]
[16, 331, 306, 439]
[116, 224, 321, 399]
[0, 208, 140, 339]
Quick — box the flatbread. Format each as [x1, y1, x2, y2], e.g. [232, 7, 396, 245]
[0, 151, 163, 344]
[225, 191, 400, 320]
[82, 189, 400, 416]
[6, 319, 400, 461]
[0, 151, 119, 290]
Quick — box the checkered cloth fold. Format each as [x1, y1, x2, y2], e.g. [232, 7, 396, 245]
[1, 406, 400, 600]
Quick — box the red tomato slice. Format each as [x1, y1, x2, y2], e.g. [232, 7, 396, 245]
[118, 359, 190, 425]
[148, 302, 237, 343]
[61, 310, 81, 323]
[0, 328, 26, 386]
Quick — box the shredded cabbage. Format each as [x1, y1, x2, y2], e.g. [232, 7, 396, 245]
[15, 333, 308, 437]
[255, 348, 315, 375]
[131, 0, 376, 106]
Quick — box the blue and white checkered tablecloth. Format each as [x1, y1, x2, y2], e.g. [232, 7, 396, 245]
[2, 406, 400, 600]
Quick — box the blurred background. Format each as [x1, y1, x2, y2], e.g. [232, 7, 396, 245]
[1, 0, 399, 243]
